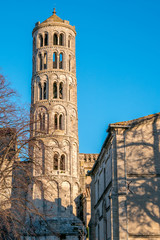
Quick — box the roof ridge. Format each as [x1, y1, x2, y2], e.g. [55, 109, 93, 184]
[42, 13, 64, 24]
[110, 112, 160, 127]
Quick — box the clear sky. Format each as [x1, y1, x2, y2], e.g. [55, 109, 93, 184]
[0, 0, 160, 154]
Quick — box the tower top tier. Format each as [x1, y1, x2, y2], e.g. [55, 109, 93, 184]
[32, 9, 76, 35]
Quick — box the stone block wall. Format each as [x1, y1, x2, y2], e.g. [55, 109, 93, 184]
[90, 114, 160, 240]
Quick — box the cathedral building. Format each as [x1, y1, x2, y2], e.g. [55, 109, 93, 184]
[20, 9, 98, 240]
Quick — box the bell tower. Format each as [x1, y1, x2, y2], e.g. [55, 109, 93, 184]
[29, 9, 83, 239]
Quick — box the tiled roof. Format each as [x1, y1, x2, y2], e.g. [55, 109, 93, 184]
[42, 13, 64, 24]
[109, 112, 160, 128]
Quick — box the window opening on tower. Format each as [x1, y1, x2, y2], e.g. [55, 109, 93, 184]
[39, 53, 43, 70]
[53, 33, 58, 45]
[44, 33, 48, 46]
[39, 34, 43, 47]
[53, 53, 57, 69]
[60, 155, 65, 170]
[39, 113, 45, 131]
[33, 37, 36, 51]
[54, 114, 58, 129]
[39, 83, 42, 100]
[59, 114, 63, 130]
[43, 82, 47, 99]
[53, 82, 57, 98]
[59, 53, 63, 69]
[68, 38, 71, 48]
[32, 57, 35, 73]
[44, 53, 47, 70]
[59, 82, 63, 99]
[42, 113, 45, 131]
[54, 154, 58, 170]
[39, 113, 42, 131]
[35, 107, 48, 135]
[59, 33, 64, 46]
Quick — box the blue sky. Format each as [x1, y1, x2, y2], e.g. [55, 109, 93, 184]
[0, 0, 160, 153]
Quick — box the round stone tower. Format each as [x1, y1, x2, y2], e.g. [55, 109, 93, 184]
[28, 9, 83, 239]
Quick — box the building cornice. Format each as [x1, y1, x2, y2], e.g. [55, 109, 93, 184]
[32, 22, 76, 36]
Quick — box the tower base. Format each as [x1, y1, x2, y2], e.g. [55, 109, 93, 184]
[21, 216, 86, 240]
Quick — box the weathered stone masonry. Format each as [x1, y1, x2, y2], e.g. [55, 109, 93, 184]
[21, 9, 98, 240]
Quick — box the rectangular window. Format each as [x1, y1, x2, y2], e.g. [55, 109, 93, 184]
[104, 168, 106, 190]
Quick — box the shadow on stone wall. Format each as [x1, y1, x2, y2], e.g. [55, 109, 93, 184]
[0, 162, 85, 239]
[0, 196, 85, 239]
[23, 198, 84, 238]
[115, 114, 160, 237]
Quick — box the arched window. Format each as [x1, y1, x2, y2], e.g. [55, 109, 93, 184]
[39, 83, 42, 100]
[54, 114, 58, 130]
[39, 53, 43, 70]
[33, 37, 36, 51]
[39, 34, 43, 47]
[53, 154, 58, 170]
[53, 33, 58, 45]
[39, 113, 45, 131]
[68, 37, 71, 48]
[53, 82, 57, 98]
[53, 52, 57, 69]
[42, 113, 45, 131]
[59, 82, 63, 99]
[44, 33, 48, 46]
[60, 155, 65, 170]
[43, 82, 47, 99]
[36, 107, 48, 135]
[59, 53, 63, 69]
[32, 56, 35, 73]
[59, 114, 63, 130]
[59, 33, 64, 46]
[44, 53, 47, 70]
[39, 113, 42, 130]
[69, 55, 71, 72]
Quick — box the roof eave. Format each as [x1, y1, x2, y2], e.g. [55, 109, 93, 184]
[107, 124, 130, 132]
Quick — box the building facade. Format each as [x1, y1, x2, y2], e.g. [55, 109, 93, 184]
[20, 9, 97, 240]
[89, 113, 160, 240]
